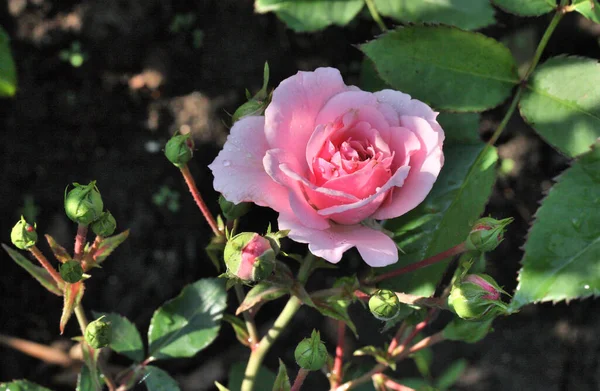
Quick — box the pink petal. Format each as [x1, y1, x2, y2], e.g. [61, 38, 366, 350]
[209, 116, 291, 214]
[265, 68, 350, 168]
[374, 90, 438, 121]
[278, 215, 398, 267]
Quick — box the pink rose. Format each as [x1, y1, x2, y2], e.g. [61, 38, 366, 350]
[209, 68, 444, 267]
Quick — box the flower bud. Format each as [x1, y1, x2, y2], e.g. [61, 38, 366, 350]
[85, 316, 112, 349]
[218, 195, 251, 221]
[368, 289, 402, 321]
[165, 133, 194, 168]
[294, 330, 328, 371]
[91, 211, 116, 237]
[59, 260, 84, 283]
[64, 181, 104, 225]
[10, 216, 37, 250]
[448, 274, 507, 321]
[465, 217, 513, 252]
[224, 232, 275, 283]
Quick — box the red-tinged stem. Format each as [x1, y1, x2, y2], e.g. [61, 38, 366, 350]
[331, 321, 346, 389]
[74, 224, 88, 261]
[384, 380, 416, 391]
[82, 235, 102, 271]
[366, 242, 466, 285]
[180, 164, 221, 237]
[291, 368, 310, 391]
[0, 333, 73, 367]
[29, 246, 64, 287]
[387, 322, 408, 354]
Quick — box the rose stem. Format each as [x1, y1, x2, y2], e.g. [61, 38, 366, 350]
[28, 246, 64, 287]
[291, 368, 310, 391]
[179, 164, 222, 237]
[235, 284, 260, 350]
[330, 321, 346, 389]
[364, 0, 388, 33]
[383, 379, 416, 391]
[0, 333, 73, 367]
[366, 242, 466, 285]
[73, 223, 88, 261]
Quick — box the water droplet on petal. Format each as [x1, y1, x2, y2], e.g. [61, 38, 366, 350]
[584, 284, 590, 290]
[223, 160, 231, 167]
[375, 187, 381, 192]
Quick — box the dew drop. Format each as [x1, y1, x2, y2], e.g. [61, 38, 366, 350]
[584, 284, 590, 290]
[223, 160, 231, 167]
[375, 187, 381, 192]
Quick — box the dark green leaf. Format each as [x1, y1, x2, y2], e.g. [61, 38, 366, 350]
[519, 56, 600, 157]
[2, 244, 62, 296]
[435, 359, 467, 390]
[0, 380, 53, 391]
[411, 347, 432, 378]
[236, 282, 288, 315]
[92, 230, 129, 265]
[0, 27, 17, 97]
[76, 364, 103, 391]
[92, 312, 144, 362]
[222, 314, 251, 348]
[374, 0, 495, 30]
[45, 234, 72, 263]
[144, 366, 180, 391]
[510, 143, 600, 309]
[380, 145, 498, 296]
[60, 282, 85, 334]
[359, 58, 389, 93]
[254, 0, 364, 32]
[571, 0, 600, 23]
[148, 278, 226, 359]
[437, 113, 481, 144]
[311, 296, 357, 337]
[492, 0, 555, 16]
[272, 359, 291, 391]
[228, 362, 276, 391]
[361, 26, 519, 111]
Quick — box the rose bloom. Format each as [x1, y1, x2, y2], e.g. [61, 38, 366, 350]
[210, 68, 444, 267]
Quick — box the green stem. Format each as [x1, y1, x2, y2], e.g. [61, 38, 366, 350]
[364, 0, 388, 33]
[235, 284, 261, 349]
[74, 304, 89, 335]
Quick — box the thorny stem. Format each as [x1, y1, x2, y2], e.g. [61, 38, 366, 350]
[364, 0, 388, 32]
[235, 284, 261, 350]
[330, 321, 346, 389]
[291, 368, 310, 391]
[487, 1, 568, 146]
[28, 246, 64, 287]
[74, 224, 88, 261]
[365, 242, 466, 285]
[180, 164, 222, 237]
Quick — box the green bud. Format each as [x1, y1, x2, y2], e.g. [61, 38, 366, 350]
[91, 211, 116, 237]
[294, 330, 328, 371]
[64, 181, 104, 225]
[10, 216, 38, 250]
[368, 289, 402, 321]
[443, 317, 494, 344]
[59, 260, 84, 283]
[224, 232, 275, 283]
[165, 133, 194, 168]
[465, 217, 513, 252]
[85, 316, 112, 349]
[448, 274, 507, 321]
[218, 195, 251, 221]
[232, 99, 267, 124]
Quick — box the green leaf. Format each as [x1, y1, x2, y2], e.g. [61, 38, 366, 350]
[373, 0, 495, 30]
[222, 314, 251, 348]
[228, 362, 276, 391]
[435, 359, 467, 390]
[77, 364, 103, 391]
[361, 26, 519, 111]
[236, 281, 288, 315]
[148, 278, 226, 359]
[92, 230, 129, 265]
[0, 380, 53, 391]
[2, 244, 62, 296]
[45, 234, 72, 263]
[92, 312, 144, 362]
[360, 58, 389, 93]
[144, 366, 181, 391]
[411, 347, 432, 378]
[354, 345, 396, 370]
[519, 56, 600, 157]
[437, 112, 481, 144]
[380, 145, 498, 296]
[510, 143, 600, 309]
[0, 27, 17, 97]
[254, 0, 364, 32]
[311, 296, 358, 337]
[215, 382, 230, 391]
[571, 0, 600, 23]
[60, 282, 85, 334]
[272, 359, 291, 391]
[492, 0, 556, 16]
[443, 317, 493, 343]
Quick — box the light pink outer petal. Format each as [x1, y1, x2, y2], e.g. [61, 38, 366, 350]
[208, 116, 291, 214]
[265, 68, 350, 167]
[278, 216, 398, 267]
[374, 90, 438, 121]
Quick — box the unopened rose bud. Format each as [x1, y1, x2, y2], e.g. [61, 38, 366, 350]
[224, 232, 275, 283]
[64, 181, 104, 225]
[218, 195, 251, 221]
[165, 133, 194, 168]
[448, 274, 507, 321]
[91, 211, 116, 237]
[294, 330, 328, 371]
[85, 316, 112, 349]
[11, 216, 37, 250]
[59, 260, 84, 283]
[368, 289, 402, 321]
[465, 217, 513, 252]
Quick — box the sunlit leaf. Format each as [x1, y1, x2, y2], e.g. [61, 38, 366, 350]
[492, 0, 555, 16]
[0, 380, 52, 391]
[2, 244, 62, 296]
[570, 0, 600, 23]
[0, 27, 17, 97]
[144, 366, 181, 391]
[60, 282, 85, 334]
[272, 359, 291, 391]
[92, 230, 129, 265]
[45, 234, 72, 263]
[92, 312, 144, 362]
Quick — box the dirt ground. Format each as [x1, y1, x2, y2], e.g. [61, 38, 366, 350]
[1, 1, 600, 390]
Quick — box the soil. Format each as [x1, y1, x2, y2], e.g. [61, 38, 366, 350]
[1, 1, 599, 390]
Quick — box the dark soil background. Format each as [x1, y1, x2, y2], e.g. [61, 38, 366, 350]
[1, 1, 599, 390]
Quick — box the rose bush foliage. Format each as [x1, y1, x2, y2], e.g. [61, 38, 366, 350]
[210, 68, 444, 267]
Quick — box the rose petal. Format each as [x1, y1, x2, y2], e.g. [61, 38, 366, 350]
[400, 116, 444, 155]
[209, 116, 291, 214]
[279, 215, 398, 267]
[374, 90, 438, 121]
[265, 68, 350, 168]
